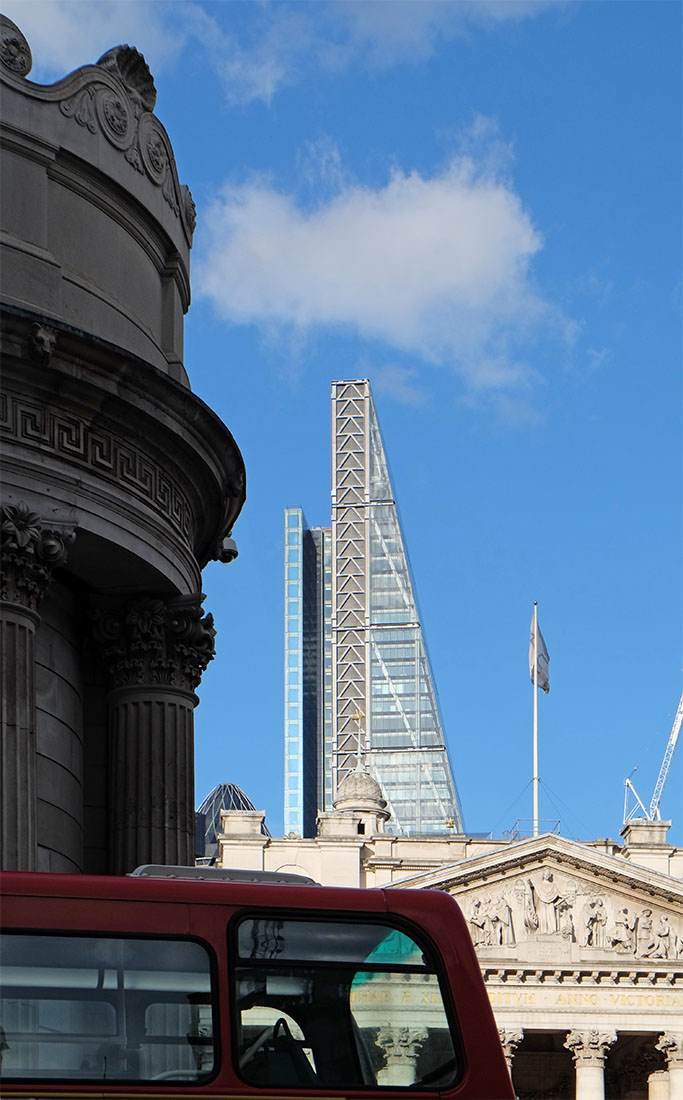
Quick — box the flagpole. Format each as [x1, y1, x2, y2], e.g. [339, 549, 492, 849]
[533, 601, 539, 837]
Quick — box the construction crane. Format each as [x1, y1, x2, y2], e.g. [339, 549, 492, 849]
[623, 691, 683, 823]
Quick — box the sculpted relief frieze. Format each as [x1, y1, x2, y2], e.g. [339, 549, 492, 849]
[464, 866, 682, 961]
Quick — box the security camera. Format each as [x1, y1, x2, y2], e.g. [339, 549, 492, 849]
[218, 536, 238, 563]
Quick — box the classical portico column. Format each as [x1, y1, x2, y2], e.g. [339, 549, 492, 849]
[91, 594, 215, 874]
[564, 1030, 617, 1100]
[498, 1028, 523, 1076]
[0, 503, 72, 869]
[376, 1028, 427, 1086]
[648, 1070, 670, 1100]
[656, 1034, 683, 1100]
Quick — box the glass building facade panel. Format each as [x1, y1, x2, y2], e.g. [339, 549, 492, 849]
[284, 382, 464, 837]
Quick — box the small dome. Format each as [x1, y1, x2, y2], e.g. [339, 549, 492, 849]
[335, 767, 387, 809]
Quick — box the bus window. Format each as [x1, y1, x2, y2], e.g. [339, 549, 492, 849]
[233, 916, 460, 1090]
[0, 933, 215, 1083]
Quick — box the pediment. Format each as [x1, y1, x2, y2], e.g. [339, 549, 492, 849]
[391, 834, 683, 967]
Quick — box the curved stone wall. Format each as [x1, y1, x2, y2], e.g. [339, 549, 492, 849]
[0, 16, 246, 873]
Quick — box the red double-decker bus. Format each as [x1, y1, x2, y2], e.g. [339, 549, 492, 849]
[0, 867, 513, 1098]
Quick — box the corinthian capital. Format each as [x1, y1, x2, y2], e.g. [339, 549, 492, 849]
[498, 1029, 524, 1069]
[564, 1029, 617, 1067]
[90, 592, 215, 693]
[656, 1033, 683, 1068]
[0, 502, 73, 611]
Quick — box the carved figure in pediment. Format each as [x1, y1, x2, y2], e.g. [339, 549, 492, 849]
[583, 898, 607, 948]
[468, 899, 490, 947]
[521, 878, 539, 934]
[634, 909, 656, 957]
[609, 907, 635, 953]
[488, 896, 515, 946]
[649, 914, 673, 959]
[558, 899, 575, 942]
[533, 869, 573, 935]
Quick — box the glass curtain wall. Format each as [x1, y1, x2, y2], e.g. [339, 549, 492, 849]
[284, 509, 332, 836]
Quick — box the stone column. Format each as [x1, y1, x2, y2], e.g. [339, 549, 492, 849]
[498, 1028, 523, 1076]
[377, 1028, 427, 1086]
[656, 1034, 683, 1100]
[564, 1030, 617, 1100]
[91, 594, 215, 875]
[648, 1070, 670, 1100]
[0, 503, 72, 869]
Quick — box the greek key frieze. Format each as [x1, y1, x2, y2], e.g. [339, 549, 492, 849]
[2, 394, 193, 542]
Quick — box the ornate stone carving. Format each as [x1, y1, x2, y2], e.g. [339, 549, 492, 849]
[377, 1027, 427, 1086]
[0, 15, 32, 77]
[0, 26, 193, 237]
[25, 323, 57, 365]
[564, 1029, 617, 1067]
[465, 867, 682, 959]
[0, 393, 194, 543]
[0, 503, 73, 611]
[609, 906, 635, 953]
[96, 45, 156, 111]
[469, 896, 515, 947]
[583, 898, 608, 947]
[656, 1032, 683, 1068]
[498, 1028, 523, 1070]
[90, 593, 215, 693]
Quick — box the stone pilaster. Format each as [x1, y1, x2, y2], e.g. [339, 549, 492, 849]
[656, 1034, 683, 1100]
[0, 503, 72, 869]
[498, 1028, 523, 1074]
[91, 594, 215, 874]
[564, 1030, 617, 1100]
[376, 1027, 427, 1086]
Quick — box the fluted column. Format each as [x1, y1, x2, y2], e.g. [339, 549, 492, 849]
[498, 1028, 523, 1076]
[656, 1034, 683, 1100]
[564, 1030, 617, 1100]
[91, 594, 215, 874]
[0, 503, 72, 869]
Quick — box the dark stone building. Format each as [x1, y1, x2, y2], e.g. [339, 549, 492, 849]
[0, 15, 246, 874]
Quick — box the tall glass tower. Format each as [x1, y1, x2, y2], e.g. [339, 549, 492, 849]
[284, 380, 464, 837]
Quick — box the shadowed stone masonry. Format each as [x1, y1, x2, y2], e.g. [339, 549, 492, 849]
[0, 15, 246, 873]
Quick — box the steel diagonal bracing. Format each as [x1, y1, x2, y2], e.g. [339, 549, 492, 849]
[332, 382, 369, 791]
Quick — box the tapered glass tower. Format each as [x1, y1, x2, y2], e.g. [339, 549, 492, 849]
[284, 380, 463, 837]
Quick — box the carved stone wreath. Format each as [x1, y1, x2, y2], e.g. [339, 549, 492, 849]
[0, 16, 32, 77]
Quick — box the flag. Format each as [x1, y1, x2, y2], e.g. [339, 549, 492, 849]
[529, 613, 550, 694]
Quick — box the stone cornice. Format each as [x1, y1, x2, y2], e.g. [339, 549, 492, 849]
[0, 306, 246, 566]
[479, 965, 682, 987]
[388, 833, 683, 904]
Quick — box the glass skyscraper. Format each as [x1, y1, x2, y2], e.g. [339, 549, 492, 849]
[284, 380, 464, 838]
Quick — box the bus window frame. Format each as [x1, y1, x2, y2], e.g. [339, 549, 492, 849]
[0, 925, 223, 1087]
[227, 907, 466, 1093]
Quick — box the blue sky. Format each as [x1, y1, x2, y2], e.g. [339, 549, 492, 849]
[12, 0, 682, 845]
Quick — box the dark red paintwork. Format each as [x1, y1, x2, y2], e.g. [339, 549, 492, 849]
[0, 871, 514, 1099]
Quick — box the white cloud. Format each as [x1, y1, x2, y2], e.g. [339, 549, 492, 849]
[334, 0, 563, 67]
[373, 365, 427, 407]
[197, 156, 556, 391]
[6, 0, 567, 106]
[2, 1, 190, 82]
